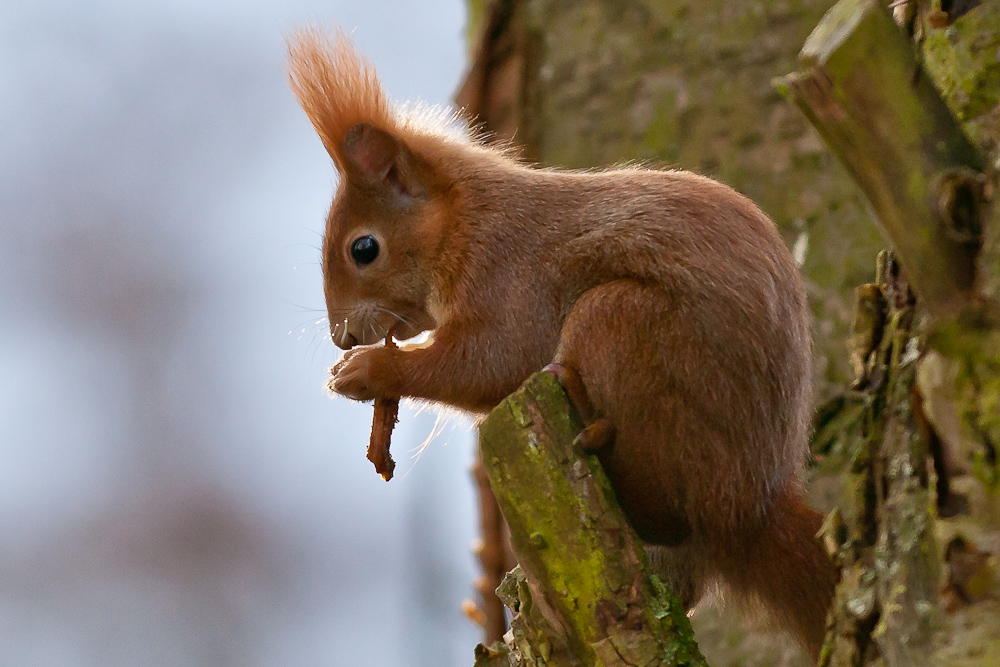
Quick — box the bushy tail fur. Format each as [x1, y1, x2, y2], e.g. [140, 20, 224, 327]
[717, 491, 837, 659]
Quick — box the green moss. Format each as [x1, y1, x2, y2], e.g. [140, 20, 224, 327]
[648, 575, 706, 666]
[927, 316, 1000, 491]
[922, 4, 1000, 134]
[479, 372, 708, 664]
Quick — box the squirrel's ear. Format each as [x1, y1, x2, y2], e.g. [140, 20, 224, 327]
[341, 123, 425, 201]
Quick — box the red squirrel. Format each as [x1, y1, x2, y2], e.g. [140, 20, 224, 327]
[288, 30, 837, 658]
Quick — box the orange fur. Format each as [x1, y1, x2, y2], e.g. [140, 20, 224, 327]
[290, 31, 837, 660]
[287, 29, 394, 170]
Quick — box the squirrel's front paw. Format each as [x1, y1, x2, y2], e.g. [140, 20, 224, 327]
[328, 346, 401, 402]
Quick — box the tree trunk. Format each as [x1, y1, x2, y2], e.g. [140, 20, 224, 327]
[457, 0, 886, 663]
[780, 0, 1000, 664]
[458, 0, 1000, 664]
[459, 0, 887, 400]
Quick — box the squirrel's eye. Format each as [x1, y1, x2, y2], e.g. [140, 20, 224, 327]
[350, 235, 380, 266]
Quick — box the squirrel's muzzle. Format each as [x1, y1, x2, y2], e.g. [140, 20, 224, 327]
[331, 325, 359, 350]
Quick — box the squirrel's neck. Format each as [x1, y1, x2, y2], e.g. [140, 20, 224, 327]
[428, 157, 586, 330]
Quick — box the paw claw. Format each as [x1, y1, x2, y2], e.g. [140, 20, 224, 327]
[327, 346, 396, 402]
[544, 363, 615, 451]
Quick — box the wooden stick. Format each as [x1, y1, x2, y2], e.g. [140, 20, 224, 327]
[367, 336, 399, 481]
[471, 451, 510, 644]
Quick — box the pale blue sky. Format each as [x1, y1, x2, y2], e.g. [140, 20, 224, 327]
[0, 1, 480, 665]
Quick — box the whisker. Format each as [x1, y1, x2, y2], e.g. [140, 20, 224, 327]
[282, 300, 327, 313]
[309, 327, 326, 366]
[327, 320, 343, 346]
[375, 306, 413, 326]
[303, 327, 317, 360]
[287, 315, 329, 336]
[281, 241, 323, 253]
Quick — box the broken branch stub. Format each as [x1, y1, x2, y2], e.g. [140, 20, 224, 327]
[777, 0, 985, 320]
[477, 371, 706, 667]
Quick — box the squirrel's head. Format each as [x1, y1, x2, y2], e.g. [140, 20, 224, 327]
[288, 30, 461, 350]
[321, 122, 452, 349]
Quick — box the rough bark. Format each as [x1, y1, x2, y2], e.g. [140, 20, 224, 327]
[457, 5, 884, 658]
[780, 1, 1000, 665]
[459, 0, 887, 400]
[917, 0, 1000, 470]
[474, 372, 706, 667]
[778, 0, 985, 320]
[457, 1, 1000, 665]
[918, 3, 1000, 661]
[819, 252, 939, 667]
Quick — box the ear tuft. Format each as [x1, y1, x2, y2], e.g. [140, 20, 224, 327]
[286, 29, 395, 171]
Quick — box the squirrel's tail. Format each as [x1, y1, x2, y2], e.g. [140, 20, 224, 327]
[717, 490, 837, 660]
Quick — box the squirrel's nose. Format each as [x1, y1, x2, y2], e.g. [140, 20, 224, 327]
[333, 329, 358, 350]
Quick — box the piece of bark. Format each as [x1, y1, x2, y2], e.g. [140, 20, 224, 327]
[367, 336, 399, 481]
[818, 252, 942, 667]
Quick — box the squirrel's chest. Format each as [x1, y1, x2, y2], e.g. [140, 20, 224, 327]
[426, 288, 451, 329]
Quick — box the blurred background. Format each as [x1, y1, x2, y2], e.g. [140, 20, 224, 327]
[0, 1, 480, 665]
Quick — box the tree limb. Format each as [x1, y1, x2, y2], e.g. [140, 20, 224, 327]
[777, 0, 987, 320]
[476, 371, 706, 667]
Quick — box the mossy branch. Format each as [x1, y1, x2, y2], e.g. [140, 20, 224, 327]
[475, 372, 707, 667]
[776, 0, 986, 321]
[820, 252, 942, 667]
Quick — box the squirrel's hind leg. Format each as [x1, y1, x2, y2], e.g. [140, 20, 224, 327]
[553, 278, 695, 548]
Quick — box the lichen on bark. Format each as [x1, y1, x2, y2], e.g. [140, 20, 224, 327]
[781, 0, 1000, 664]
[919, 0, 1000, 147]
[819, 252, 940, 667]
[476, 372, 707, 667]
[459, 1, 1000, 664]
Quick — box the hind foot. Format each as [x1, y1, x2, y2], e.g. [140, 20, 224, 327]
[542, 363, 616, 451]
[574, 417, 616, 452]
